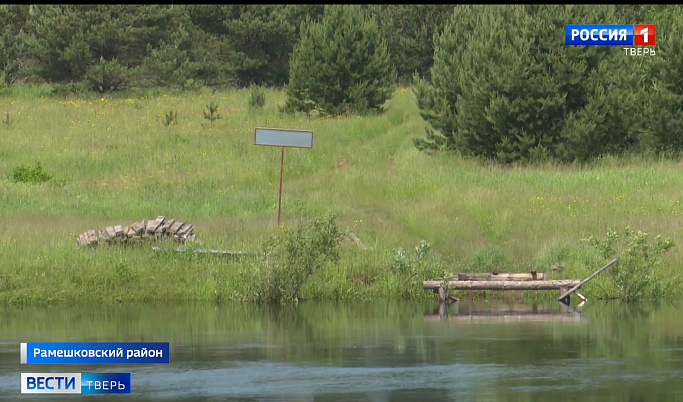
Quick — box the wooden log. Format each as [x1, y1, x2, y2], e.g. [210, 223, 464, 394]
[153, 216, 166, 232]
[154, 219, 166, 235]
[169, 221, 184, 234]
[76, 217, 197, 246]
[177, 223, 194, 236]
[105, 226, 116, 238]
[455, 272, 546, 281]
[131, 220, 145, 235]
[152, 246, 256, 255]
[423, 279, 581, 291]
[438, 284, 446, 302]
[145, 218, 163, 234]
[161, 219, 176, 232]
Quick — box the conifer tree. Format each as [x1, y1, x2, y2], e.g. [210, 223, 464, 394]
[285, 5, 395, 116]
[415, 5, 649, 163]
[640, 5, 683, 155]
[365, 5, 453, 82]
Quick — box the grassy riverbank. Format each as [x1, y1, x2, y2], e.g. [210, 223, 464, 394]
[0, 86, 681, 304]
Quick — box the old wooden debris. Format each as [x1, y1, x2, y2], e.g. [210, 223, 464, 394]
[76, 216, 197, 247]
[340, 230, 372, 250]
[152, 246, 256, 256]
[453, 272, 546, 281]
[424, 279, 581, 291]
[557, 258, 619, 303]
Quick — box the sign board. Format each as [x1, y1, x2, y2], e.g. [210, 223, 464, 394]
[254, 127, 314, 226]
[254, 128, 313, 149]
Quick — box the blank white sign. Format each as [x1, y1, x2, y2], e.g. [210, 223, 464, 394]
[254, 128, 313, 148]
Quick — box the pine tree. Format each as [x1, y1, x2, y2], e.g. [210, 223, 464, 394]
[640, 5, 683, 155]
[415, 5, 649, 163]
[364, 5, 454, 83]
[285, 5, 395, 116]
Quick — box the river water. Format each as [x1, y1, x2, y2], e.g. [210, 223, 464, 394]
[1, 299, 682, 401]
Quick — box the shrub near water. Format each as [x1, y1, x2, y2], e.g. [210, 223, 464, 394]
[585, 227, 675, 301]
[258, 215, 341, 303]
[390, 240, 443, 298]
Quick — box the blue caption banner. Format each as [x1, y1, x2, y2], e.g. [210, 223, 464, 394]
[566, 24, 634, 45]
[21, 372, 131, 394]
[21, 342, 170, 364]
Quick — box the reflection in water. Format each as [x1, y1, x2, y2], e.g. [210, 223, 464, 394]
[425, 300, 585, 322]
[0, 300, 682, 401]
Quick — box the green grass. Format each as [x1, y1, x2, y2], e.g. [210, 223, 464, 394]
[0, 86, 681, 304]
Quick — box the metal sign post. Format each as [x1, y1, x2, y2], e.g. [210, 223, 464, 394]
[254, 127, 313, 226]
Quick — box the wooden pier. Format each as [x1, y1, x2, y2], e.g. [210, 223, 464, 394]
[425, 259, 619, 305]
[424, 272, 580, 304]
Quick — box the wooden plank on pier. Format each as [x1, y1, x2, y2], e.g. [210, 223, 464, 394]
[423, 279, 581, 291]
[455, 272, 546, 281]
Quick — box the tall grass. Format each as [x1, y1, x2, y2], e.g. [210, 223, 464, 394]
[0, 86, 681, 304]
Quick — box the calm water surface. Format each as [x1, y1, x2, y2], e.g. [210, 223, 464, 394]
[1, 300, 682, 401]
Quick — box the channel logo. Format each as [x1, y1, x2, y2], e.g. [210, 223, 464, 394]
[566, 24, 656, 45]
[21, 373, 130, 394]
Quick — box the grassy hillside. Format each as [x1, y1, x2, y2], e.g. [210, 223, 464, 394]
[0, 86, 681, 304]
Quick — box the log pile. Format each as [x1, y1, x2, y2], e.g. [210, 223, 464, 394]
[76, 216, 196, 247]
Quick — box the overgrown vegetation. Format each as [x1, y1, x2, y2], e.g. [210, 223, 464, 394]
[390, 240, 443, 298]
[11, 162, 54, 184]
[163, 109, 177, 126]
[585, 227, 675, 301]
[248, 85, 266, 109]
[0, 84, 682, 305]
[258, 215, 341, 303]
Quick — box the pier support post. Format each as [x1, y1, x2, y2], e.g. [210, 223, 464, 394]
[438, 283, 447, 303]
[558, 286, 571, 305]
